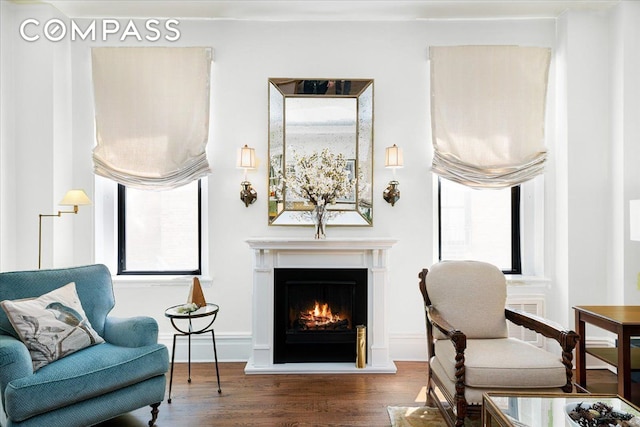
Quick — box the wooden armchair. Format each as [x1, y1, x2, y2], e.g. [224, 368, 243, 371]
[419, 261, 579, 427]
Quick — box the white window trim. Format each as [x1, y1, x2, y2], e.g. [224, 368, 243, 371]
[520, 174, 545, 277]
[94, 175, 210, 287]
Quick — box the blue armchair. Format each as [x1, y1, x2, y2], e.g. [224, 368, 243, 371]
[0, 264, 169, 427]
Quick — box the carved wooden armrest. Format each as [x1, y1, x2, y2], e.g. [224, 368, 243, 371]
[427, 305, 467, 418]
[427, 305, 467, 353]
[505, 307, 579, 351]
[505, 306, 580, 392]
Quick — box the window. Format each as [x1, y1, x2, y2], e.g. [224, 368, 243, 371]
[117, 180, 201, 275]
[438, 177, 521, 274]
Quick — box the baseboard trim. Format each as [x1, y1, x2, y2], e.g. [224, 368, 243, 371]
[159, 332, 251, 363]
[160, 332, 430, 363]
[389, 333, 428, 361]
[158, 333, 610, 367]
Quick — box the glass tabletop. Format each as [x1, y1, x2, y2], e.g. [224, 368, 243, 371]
[484, 393, 640, 427]
[164, 302, 219, 319]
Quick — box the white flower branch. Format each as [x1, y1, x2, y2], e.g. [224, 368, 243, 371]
[284, 148, 355, 207]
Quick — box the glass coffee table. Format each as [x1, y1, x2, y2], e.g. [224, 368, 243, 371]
[482, 392, 640, 426]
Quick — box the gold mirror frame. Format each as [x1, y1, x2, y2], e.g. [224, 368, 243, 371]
[268, 78, 374, 226]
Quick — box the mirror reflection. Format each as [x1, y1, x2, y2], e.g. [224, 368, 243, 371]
[268, 78, 374, 226]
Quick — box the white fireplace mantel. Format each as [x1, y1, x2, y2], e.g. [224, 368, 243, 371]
[245, 237, 398, 374]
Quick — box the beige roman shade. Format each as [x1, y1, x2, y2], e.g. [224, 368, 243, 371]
[430, 45, 551, 188]
[91, 47, 212, 190]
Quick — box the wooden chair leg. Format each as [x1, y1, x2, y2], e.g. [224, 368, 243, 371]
[426, 370, 438, 407]
[148, 402, 160, 427]
[426, 390, 438, 407]
[455, 399, 466, 427]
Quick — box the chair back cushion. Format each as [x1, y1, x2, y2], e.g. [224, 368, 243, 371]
[426, 260, 508, 339]
[0, 264, 115, 339]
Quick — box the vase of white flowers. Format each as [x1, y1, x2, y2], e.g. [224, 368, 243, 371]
[285, 149, 354, 239]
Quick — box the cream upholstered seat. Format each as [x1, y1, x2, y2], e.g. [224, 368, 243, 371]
[419, 261, 579, 427]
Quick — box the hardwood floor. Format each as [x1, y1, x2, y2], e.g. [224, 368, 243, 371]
[96, 361, 430, 427]
[95, 364, 621, 427]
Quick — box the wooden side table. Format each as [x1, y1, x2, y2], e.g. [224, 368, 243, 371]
[573, 305, 640, 402]
[165, 303, 221, 403]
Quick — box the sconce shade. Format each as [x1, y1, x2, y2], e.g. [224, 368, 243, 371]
[238, 145, 256, 169]
[59, 190, 92, 206]
[385, 144, 403, 168]
[632, 200, 640, 241]
[39, 189, 91, 268]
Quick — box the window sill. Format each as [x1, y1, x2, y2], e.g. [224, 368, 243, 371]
[112, 275, 213, 288]
[505, 275, 551, 289]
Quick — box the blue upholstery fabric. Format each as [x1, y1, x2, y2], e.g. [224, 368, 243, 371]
[0, 265, 115, 338]
[0, 335, 32, 412]
[7, 376, 166, 427]
[0, 265, 169, 427]
[104, 316, 160, 347]
[5, 342, 168, 422]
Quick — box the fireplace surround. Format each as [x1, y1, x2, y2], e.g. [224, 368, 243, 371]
[245, 238, 397, 374]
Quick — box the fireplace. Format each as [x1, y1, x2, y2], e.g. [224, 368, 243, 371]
[274, 268, 367, 364]
[245, 238, 397, 374]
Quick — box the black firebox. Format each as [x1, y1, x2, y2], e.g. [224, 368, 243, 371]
[274, 268, 367, 364]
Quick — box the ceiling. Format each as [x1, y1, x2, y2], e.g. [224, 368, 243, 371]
[26, 0, 620, 21]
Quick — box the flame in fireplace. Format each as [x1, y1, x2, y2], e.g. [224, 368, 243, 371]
[309, 301, 341, 323]
[296, 301, 349, 330]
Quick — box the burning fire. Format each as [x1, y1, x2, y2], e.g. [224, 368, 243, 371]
[297, 301, 349, 330]
[307, 301, 342, 324]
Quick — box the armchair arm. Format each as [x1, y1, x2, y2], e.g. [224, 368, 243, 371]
[506, 307, 580, 392]
[103, 316, 159, 348]
[0, 335, 33, 412]
[420, 269, 467, 356]
[427, 306, 466, 344]
[505, 307, 579, 351]
[426, 305, 467, 419]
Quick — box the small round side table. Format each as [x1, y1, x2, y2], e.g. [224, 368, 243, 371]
[164, 303, 221, 403]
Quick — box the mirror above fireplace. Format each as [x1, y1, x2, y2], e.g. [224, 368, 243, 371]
[268, 78, 374, 227]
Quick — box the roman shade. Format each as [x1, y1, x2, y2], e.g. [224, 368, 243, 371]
[91, 47, 212, 190]
[430, 45, 551, 188]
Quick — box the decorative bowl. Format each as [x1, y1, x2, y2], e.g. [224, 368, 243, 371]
[564, 401, 639, 427]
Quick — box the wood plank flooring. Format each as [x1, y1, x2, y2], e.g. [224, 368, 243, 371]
[95, 363, 620, 427]
[96, 361, 431, 427]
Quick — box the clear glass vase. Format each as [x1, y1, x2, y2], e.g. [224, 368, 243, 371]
[312, 205, 328, 239]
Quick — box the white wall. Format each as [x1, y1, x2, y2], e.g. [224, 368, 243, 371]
[615, 1, 640, 305]
[0, 3, 76, 272]
[0, 0, 16, 269]
[556, 10, 612, 320]
[555, 3, 640, 345]
[2, 2, 639, 361]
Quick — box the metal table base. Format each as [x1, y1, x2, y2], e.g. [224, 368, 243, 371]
[165, 303, 221, 403]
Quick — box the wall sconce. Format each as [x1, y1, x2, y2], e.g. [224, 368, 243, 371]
[383, 144, 403, 206]
[238, 144, 257, 207]
[38, 189, 92, 269]
[631, 200, 640, 241]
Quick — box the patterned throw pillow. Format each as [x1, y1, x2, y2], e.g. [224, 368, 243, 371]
[0, 282, 104, 371]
